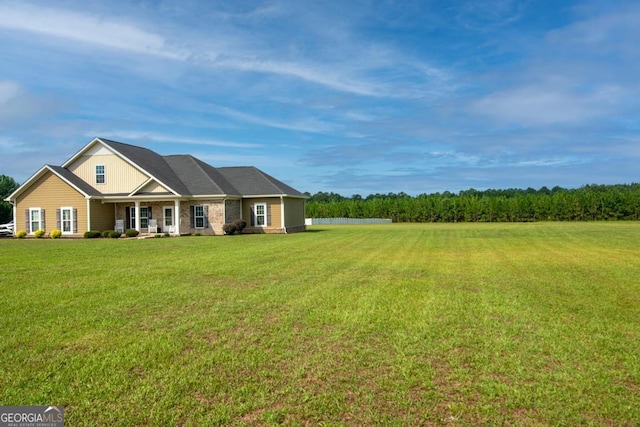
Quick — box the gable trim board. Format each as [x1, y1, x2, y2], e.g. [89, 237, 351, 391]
[5, 138, 307, 236]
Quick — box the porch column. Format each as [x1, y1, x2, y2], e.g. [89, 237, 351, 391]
[134, 201, 140, 232]
[174, 199, 180, 235]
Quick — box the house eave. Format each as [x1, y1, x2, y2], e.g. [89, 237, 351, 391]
[5, 165, 95, 201]
[242, 194, 309, 199]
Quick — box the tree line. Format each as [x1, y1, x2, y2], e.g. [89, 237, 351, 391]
[305, 184, 640, 222]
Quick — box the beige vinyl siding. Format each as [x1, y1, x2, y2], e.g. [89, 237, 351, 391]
[138, 181, 170, 194]
[67, 153, 148, 194]
[89, 200, 115, 232]
[242, 198, 282, 232]
[284, 197, 306, 229]
[14, 171, 88, 235]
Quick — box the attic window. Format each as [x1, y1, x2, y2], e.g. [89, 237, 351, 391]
[95, 165, 105, 184]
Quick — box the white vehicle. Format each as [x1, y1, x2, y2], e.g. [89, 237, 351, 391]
[0, 221, 14, 236]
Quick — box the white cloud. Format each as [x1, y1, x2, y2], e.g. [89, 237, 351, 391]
[0, 2, 184, 59]
[84, 131, 262, 149]
[0, 2, 452, 99]
[208, 104, 337, 134]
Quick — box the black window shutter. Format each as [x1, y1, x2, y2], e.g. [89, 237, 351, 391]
[56, 209, 61, 229]
[267, 204, 271, 226]
[42, 209, 46, 230]
[73, 209, 78, 233]
[25, 209, 29, 231]
[125, 207, 131, 229]
[203, 205, 209, 227]
[250, 206, 255, 226]
[190, 206, 195, 228]
[149, 207, 152, 219]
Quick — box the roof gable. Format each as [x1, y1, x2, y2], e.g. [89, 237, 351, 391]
[5, 165, 102, 201]
[97, 138, 190, 196]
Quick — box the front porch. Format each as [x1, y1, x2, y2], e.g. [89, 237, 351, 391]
[111, 198, 241, 236]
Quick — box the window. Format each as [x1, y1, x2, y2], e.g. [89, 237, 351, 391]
[255, 203, 266, 226]
[140, 207, 150, 229]
[127, 207, 136, 229]
[29, 208, 42, 233]
[61, 207, 73, 234]
[194, 205, 205, 228]
[190, 205, 208, 229]
[125, 206, 150, 230]
[95, 165, 105, 184]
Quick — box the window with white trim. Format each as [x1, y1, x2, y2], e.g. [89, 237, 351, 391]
[194, 205, 205, 228]
[61, 207, 73, 234]
[29, 208, 42, 233]
[255, 203, 266, 226]
[95, 165, 105, 184]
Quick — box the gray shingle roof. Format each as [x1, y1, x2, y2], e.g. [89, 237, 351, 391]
[217, 167, 306, 197]
[92, 138, 305, 198]
[98, 138, 191, 195]
[163, 155, 239, 196]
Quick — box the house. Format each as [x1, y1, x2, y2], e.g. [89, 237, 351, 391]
[5, 137, 307, 236]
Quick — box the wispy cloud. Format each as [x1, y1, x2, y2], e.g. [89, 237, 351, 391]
[0, 2, 453, 99]
[208, 104, 338, 134]
[85, 131, 262, 149]
[0, 3, 184, 59]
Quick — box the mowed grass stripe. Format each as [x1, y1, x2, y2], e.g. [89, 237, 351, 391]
[0, 222, 638, 425]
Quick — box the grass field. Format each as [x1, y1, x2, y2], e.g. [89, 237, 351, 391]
[1, 222, 639, 425]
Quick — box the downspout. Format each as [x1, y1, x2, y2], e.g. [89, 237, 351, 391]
[223, 197, 227, 229]
[280, 196, 286, 234]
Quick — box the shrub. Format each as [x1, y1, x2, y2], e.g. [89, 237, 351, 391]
[50, 229, 62, 239]
[164, 232, 170, 237]
[222, 223, 237, 235]
[34, 229, 46, 239]
[154, 234, 162, 238]
[102, 230, 115, 238]
[223, 219, 247, 235]
[193, 232, 201, 236]
[125, 229, 139, 238]
[16, 230, 27, 239]
[233, 219, 247, 233]
[109, 231, 121, 238]
[84, 230, 101, 239]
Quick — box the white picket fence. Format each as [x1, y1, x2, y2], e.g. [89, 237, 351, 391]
[305, 218, 392, 225]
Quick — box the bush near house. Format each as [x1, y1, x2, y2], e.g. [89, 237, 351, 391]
[15, 230, 27, 238]
[84, 231, 101, 239]
[109, 231, 121, 239]
[102, 230, 115, 238]
[34, 230, 45, 239]
[50, 230, 62, 239]
[223, 218, 248, 235]
[125, 229, 139, 238]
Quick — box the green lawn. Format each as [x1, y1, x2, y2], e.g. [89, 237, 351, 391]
[1, 223, 639, 425]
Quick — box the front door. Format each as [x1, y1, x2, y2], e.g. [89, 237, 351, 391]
[163, 206, 173, 232]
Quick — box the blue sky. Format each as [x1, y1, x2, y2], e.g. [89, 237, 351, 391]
[1, 0, 639, 196]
